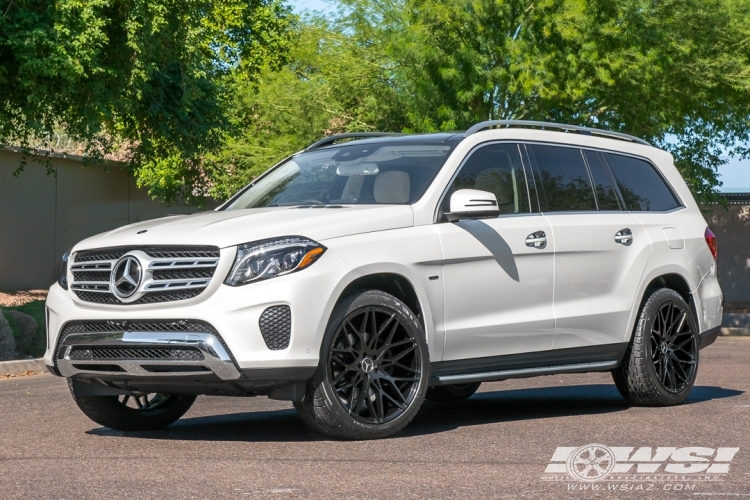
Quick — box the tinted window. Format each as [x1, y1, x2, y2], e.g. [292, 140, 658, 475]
[443, 143, 530, 216]
[583, 150, 621, 211]
[529, 145, 597, 212]
[604, 153, 680, 211]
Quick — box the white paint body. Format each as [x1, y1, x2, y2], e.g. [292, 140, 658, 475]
[44, 129, 722, 375]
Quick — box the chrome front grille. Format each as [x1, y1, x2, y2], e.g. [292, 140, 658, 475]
[70, 246, 220, 305]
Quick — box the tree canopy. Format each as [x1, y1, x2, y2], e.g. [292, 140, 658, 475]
[216, 0, 750, 204]
[4, 0, 750, 204]
[0, 0, 294, 203]
[203, 19, 408, 199]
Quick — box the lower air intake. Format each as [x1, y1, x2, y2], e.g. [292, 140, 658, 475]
[259, 306, 292, 350]
[68, 346, 204, 361]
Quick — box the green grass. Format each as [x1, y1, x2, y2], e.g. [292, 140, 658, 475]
[2, 300, 46, 359]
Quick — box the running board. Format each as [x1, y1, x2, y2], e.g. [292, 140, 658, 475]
[430, 360, 619, 386]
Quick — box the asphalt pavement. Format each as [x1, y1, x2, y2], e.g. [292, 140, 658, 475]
[1, 337, 749, 499]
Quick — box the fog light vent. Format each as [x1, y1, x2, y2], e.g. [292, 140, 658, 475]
[259, 306, 292, 350]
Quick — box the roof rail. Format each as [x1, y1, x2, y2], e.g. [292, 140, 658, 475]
[305, 132, 405, 151]
[464, 120, 650, 146]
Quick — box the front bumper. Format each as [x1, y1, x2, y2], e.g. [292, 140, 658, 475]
[56, 329, 241, 380]
[44, 248, 353, 393]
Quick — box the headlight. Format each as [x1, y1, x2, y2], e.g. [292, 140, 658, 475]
[58, 250, 71, 290]
[225, 237, 326, 286]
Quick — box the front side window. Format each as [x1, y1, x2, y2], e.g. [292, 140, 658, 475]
[528, 144, 597, 212]
[604, 153, 680, 211]
[440, 143, 530, 217]
[223, 142, 454, 210]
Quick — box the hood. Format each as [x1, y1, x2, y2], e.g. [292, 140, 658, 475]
[73, 205, 414, 251]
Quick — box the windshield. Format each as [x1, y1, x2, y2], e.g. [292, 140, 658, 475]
[223, 142, 455, 210]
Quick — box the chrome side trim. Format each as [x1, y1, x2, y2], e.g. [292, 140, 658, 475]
[57, 331, 241, 380]
[431, 360, 619, 385]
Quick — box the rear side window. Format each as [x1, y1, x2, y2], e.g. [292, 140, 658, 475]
[583, 150, 621, 211]
[604, 153, 680, 211]
[528, 145, 597, 212]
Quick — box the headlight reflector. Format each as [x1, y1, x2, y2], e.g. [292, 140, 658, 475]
[225, 237, 326, 286]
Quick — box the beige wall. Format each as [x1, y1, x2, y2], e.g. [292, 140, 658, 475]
[0, 150, 205, 292]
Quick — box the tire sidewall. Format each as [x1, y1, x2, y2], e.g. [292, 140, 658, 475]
[313, 290, 430, 438]
[639, 289, 699, 404]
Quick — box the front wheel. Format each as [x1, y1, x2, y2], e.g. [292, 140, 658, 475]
[69, 379, 196, 431]
[613, 288, 699, 406]
[294, 290, 429, 439]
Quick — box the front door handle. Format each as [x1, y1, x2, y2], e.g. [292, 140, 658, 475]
[615, 228, 633, 246]
[525, 231, 547, 249]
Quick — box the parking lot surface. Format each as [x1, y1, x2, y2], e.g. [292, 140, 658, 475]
[1, 337, 749, 499]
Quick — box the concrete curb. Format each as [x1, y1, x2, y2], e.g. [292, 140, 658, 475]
[0, 358, 46, 375]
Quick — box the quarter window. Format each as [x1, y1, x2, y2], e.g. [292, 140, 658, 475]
[528, 145, 597, 212]
[442, 143, 531, 216]
[604, 153, 680, 211]
[583, 150, 621, 211]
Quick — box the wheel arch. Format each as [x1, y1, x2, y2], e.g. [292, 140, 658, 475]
[335, 272, 425, 329]
[625, 270, 701, 343]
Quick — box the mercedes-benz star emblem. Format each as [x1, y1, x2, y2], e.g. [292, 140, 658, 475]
[361, 357, 375, 374]
[111, 256, 142, 299]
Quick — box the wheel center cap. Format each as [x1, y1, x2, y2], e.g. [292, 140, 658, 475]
[660, 342, 669, 354]
[360, 357, 375, 373]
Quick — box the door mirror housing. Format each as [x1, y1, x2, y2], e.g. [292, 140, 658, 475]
[446, 189, 500, 222]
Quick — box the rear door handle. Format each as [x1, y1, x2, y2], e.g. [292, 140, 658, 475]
[525, 231, 547, 249]
[615, 228, 633, 246]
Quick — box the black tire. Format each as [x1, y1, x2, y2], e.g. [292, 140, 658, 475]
[69, 379, 196, 431]
[613, 288, 699, 406]
[294, 290, 429, 440]
[426, 382, 481, 401]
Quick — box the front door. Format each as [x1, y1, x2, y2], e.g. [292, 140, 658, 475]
[438, 142, 555, 361]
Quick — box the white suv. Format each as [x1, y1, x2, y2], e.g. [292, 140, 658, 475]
[44, 121, 723, 439]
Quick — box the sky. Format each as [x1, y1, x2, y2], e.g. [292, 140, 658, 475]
[286, 0, 337, 14]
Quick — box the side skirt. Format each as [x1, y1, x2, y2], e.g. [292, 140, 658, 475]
[429, 343, 628, 386]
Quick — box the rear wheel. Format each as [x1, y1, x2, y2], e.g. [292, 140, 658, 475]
[613, 288, 699, 406]
[69, 379, 196, 431]
[294, 290, 429, 439]
[426, 382, 481, 401]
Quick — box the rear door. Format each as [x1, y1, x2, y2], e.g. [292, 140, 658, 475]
[525, 144, 651, 348]
[437, 142, 555, 361]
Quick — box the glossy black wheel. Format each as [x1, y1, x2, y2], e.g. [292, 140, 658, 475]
[613, 288, 699, 406]
[650, 300, 697, 393]
[295, 290, 429, 439]
[328, 306, 422, 424]
[69, 379, 196, 431]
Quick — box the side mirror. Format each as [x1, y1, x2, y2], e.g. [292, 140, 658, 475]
[446, 189, 500, 222]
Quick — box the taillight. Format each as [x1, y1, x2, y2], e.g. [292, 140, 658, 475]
[705, 227, 718, 260]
